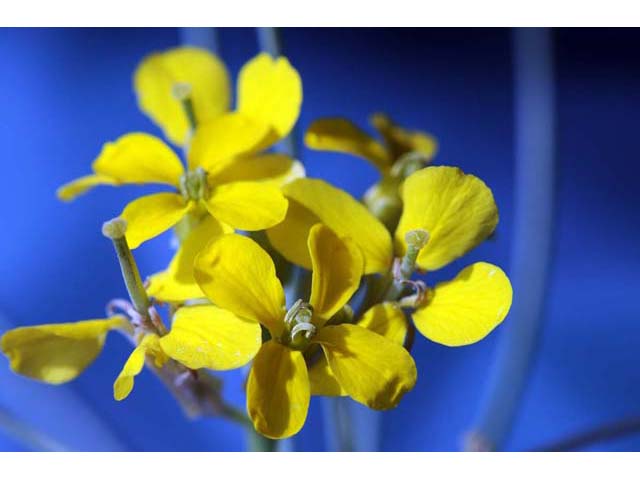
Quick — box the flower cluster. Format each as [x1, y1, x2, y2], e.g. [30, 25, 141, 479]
[0, 47, 512, 441]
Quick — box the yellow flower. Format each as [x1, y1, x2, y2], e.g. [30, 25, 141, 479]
[267, 166, 513, 347]
[0, 306, 262, 401]
[305, 113, 438, 228]
[58, 131, 289, 249]
[56, 48, 305, 248]
[193, 224, 417, 439]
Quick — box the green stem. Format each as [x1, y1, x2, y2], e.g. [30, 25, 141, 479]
[246, 430, 278, 452]
[102, 218, 165, 334]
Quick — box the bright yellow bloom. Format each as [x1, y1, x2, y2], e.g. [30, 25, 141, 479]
[57, 49, 305, 248]
[194, 225, 417, 439]
[0, 306, 262, 401]
[59, 131, 289, 249]
[268, 166, 513, 348]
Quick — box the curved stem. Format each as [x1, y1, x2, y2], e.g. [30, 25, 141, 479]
[533, 416, 640, 452]
[466, 27, 556, 451]
[0, 407, 68, 451]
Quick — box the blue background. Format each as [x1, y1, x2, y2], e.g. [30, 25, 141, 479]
[0, 27, 638, 451]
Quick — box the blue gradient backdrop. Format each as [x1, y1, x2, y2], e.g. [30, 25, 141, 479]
[0, 28, 638, 451]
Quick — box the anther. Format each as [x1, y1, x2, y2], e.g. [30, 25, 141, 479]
[291, 322, 317, 341]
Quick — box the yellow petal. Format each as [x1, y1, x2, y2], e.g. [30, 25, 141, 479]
[160, 305, 261, 370]
[134, 46, 231, 146]
[146, 216, 230, 303]
[313, 324, 416, 410]
[194, 234, 286, 336]
[267, 178, 392, 274]
[114, 334, 168, 401]
[56, 175, 118, 202]
[396, 166, 499, 271]
[246, 341, 309, 439]
[359, 302, 408, 346]
[204, 181, 288, 231]
[308, 355, 346, 397]
[1, 317, 128, 385]
[412, 262, 512, 346]
[308, 224, 363, 323]
[305, 118, 391, 172]
[56, 174, 118, 202]
[188, 112, 273, 174]
[266, 199, 321, 271]
[92, 133, 185, 187]
[237, 53, 302, 141]
[211, 154, 305, 187]
[370, 113, 438, 159]
[120, 193, 190, 249]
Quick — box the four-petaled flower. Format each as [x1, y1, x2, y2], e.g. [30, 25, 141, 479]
[193, 224, 417, 439]
[56, 48, 305, 249]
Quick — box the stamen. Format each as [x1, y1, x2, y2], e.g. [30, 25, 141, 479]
[284, 299, 303, 326]
[283, 300, 316, 348]
[291, 322, 317, 341]
[179, 167, 209, 201]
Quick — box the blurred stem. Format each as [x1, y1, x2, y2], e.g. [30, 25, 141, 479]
[324, 397, 355, 451]
[533, 416, 640, 452]
[246, 430, 278, 452]
[466, 27, 556, 451]
[0, 407, 67, 452]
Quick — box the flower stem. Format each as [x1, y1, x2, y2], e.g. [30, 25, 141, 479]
[102, 218, 151, 321]
[102, 218, 170, 335]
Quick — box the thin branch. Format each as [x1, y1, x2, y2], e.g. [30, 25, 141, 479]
[533, 416, 640, 452]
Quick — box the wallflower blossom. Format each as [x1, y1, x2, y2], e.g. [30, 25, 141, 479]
[267, 165, 513, 348]
[56, 48, 305, 249]
[193, 224, 417, 439]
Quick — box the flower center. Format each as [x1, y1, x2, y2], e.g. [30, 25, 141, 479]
[180, 167, 209, 202]
[282, 299, 316, 350]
